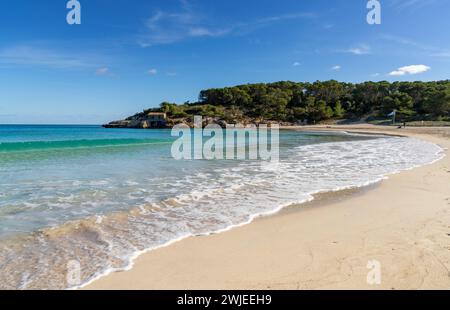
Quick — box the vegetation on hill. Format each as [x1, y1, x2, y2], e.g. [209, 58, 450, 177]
[117, 80, 450, 127]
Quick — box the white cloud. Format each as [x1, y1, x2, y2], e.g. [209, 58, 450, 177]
[256, 12, 316, 24]
[0, 45, 95, 69]
[138, 1, 314, 47]
[388, 64, 430, 76]
[389, 0, 438, 10]
[95, 67, 110, 76]
[331, 65, 341, 71]
[431, 52, 450, 58]
[347, 44, 371, 55]
[222, 12, 314, 38]
[380, 34, 450, 59]
[95, 67, 117, 78]
[138, 8, 231, 46]
[147, 68, 158, 75]
[188, 27, 230, 37]
[292, 62, 301, 67]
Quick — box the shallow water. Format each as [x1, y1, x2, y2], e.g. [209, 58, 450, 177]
[0, 125, 444, 289]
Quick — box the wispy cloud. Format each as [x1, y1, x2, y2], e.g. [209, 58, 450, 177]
[95, 67, 117, 78]
[138, 1, 231, 47]
[95, 67, 109, 75]
[431, 52, 450, 58]
[147, 68, 158, 75]
[0, 45, 96, 69]
[138, 0, 315, 47]
[388, 64, 430, 76]
[380, 33, 450, 58]
[380, 34, 430, 50]
[347, 44, 371, 55]
[331, 65, 341, 71]
[389, 0, 439, 10]
[292, 62, 301, 67]
[228, 12, 315, 37]
[255, 12, 316, 24]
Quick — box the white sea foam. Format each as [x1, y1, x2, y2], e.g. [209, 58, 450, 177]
[75, 136, 444, 289]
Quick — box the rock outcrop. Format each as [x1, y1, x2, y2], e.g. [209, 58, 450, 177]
[103, 112, 168, 129]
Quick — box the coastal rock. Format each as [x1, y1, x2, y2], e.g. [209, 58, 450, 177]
[103, 112, 168, 129]
[103, 112, 234, 129]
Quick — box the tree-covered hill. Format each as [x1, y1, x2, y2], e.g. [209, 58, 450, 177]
[105, 80, 450, 128]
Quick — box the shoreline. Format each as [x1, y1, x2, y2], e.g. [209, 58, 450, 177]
[79, 183, 382, 290]
[85, 125, 450, 290]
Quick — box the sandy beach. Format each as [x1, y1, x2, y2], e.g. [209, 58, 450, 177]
[85, 125, 450, 290]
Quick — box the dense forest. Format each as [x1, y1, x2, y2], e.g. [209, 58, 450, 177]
[143, 80, 450, 126]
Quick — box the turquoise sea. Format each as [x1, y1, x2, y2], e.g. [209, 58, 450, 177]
[0, 125, 444, 289]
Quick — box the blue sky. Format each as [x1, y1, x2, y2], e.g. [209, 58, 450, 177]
[0, 0, 449, 124]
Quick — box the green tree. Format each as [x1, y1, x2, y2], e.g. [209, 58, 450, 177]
[333, 100, 345, 118]
[424, 88, 450, 118]
[381, 93, 414, 120]
[157, 79, 450, 124]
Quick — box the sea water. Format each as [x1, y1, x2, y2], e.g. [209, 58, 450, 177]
[0, 125, 444, 289]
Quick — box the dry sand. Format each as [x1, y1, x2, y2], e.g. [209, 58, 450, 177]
[86, 125, 450, 290]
